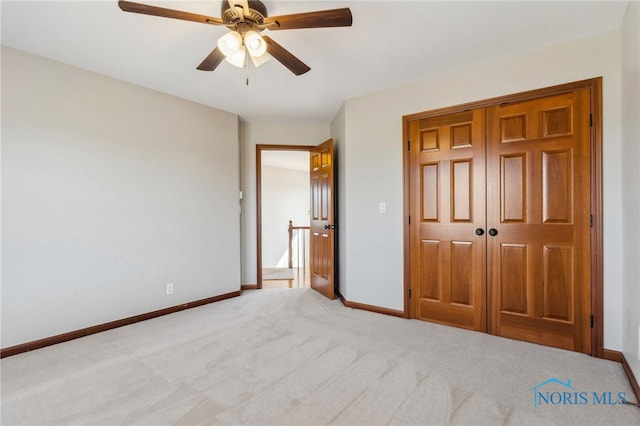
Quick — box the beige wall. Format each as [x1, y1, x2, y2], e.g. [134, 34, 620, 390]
[1, 47, 241, 347]
[239, 121, 330, 285]
[621, 0, 640, 379]
[336, 30, 625, 350]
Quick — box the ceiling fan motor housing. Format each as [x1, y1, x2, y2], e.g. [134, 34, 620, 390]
[221, 0, 268, 27]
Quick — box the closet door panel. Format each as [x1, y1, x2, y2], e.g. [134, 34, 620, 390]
[409, 110, 486, 331]
[486, 90, 591, 353]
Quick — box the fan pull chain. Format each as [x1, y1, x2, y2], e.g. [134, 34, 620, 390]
[245, 55, 250, 86]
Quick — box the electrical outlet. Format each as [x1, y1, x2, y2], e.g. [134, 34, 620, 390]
[166, 283, 174, 295]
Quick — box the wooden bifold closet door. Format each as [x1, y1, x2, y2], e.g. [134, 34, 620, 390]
[408, 110, 487, 332]
[407, 86, 593, 354]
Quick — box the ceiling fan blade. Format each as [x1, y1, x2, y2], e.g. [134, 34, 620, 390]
[118, 1, 224, 26]
[196, 47, 225, 71]
[263, 8, 352, 30]
[262, 36, 310, 76]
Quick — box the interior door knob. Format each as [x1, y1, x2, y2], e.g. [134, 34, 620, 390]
[488, 228, 498, 236]
[475, 228, 485, 236]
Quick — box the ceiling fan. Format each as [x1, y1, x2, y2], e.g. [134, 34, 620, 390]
[118, 0, 353, 76]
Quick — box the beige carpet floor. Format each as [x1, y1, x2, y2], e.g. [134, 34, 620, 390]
[1, 288, 639, 425]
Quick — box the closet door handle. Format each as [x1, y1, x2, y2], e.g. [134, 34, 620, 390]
[488, 228, 498, 236]
[475, 228, 485, 236]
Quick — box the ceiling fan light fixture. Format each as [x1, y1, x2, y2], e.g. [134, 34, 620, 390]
[217, 31, 243, 57]
[244, 31, 267, 57]
[225, 48, 247, 68]
[249, 51, 270, 67]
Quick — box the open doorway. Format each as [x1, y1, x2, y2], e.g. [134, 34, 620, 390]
[257, 145, 311, 289]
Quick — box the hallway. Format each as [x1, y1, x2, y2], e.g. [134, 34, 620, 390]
[262, 267, 310, 289]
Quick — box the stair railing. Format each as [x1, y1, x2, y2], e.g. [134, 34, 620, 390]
[288, 220, 310, 271]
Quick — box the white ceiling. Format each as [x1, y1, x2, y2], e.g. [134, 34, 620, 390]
[1, 1, 629, 122]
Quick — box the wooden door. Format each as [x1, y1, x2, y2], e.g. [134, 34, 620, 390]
[310, 139, 335, 299]
[486, 90, 591, 353]
[408, 110, 487, 331]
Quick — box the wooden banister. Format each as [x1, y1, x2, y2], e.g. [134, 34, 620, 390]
[288, 220, 310, 269]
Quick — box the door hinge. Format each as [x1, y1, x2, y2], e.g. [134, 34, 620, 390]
[589, 113, 593, 127]
[408, 289, 412, 299]
[407, 140, 411, 151]
[408, 216, 411, 225]
[590, 214, 593, 228]
[591, 315, 594, 328]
